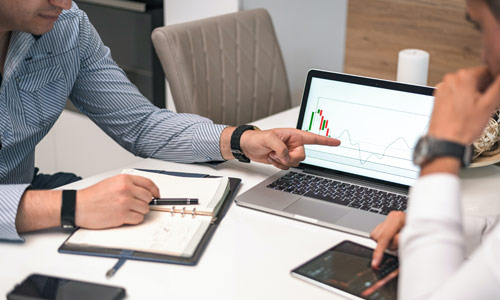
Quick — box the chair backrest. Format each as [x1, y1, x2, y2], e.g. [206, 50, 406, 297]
[152, 8, 291, 126]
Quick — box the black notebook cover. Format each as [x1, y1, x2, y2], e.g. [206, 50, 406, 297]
[58, 173, 241, 266]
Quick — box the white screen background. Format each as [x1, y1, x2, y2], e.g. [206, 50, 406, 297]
[301, 77, 434, 186]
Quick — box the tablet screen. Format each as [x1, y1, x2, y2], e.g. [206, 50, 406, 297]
[292, 241, 398, 300]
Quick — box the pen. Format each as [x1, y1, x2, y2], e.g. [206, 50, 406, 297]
[106, 250, 134, 279]
[150, 198, 199, 205]
[106, 257, 127, 279]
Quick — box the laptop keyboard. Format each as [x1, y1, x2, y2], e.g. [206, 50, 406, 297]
[266, 171, 407, 215]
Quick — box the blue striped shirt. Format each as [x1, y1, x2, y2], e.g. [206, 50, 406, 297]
[0, 3, 227, 241]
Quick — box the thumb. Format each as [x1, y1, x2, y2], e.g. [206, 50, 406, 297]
[265, 133, 290, 164]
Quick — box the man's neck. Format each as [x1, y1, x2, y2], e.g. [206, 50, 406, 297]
[0, 31, 12, 76]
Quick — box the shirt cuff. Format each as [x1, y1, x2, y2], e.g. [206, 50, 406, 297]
[191, 123, 228, 162]
[407, 173, 462, 224]
[0, 184, 30, 242]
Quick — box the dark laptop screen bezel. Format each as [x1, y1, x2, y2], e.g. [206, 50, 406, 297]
[296, 69, 435, 189]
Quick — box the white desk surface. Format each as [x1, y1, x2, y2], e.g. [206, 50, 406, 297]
[3, 106, 500, 299]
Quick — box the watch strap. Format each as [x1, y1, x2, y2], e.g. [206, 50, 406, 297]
[61, 190, 77, 229]
[430, 139, 465, 159]
[230, 125, 258, 163]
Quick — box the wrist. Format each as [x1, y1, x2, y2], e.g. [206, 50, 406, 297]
[220, 127, 236, 160]
[420, 157, 461, 176]
[239, 129, 257, 154]
[15, 190, 63, 233]
[427, 130, 464, 145]
[221, 125, 260, 162]
[74, 189, 89, 228]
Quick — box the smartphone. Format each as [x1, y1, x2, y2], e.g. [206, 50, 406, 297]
[291, 241, 399, 300]
[7, 274, 126, 300]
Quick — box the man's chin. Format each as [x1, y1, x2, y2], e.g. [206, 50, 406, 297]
[28, 22, 56, 36]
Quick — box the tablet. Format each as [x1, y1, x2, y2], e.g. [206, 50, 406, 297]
[291, 241, 398, 300]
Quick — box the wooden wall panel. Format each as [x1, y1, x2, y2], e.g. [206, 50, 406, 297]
[344, 0, 482, 86]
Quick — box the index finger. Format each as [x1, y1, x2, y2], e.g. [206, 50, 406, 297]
[298, 130, 341, 146]
[130, 175, 160, 200]
[372, 236, 391, 269]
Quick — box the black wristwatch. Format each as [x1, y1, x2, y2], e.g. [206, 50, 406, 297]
[230, 125, 260, 163]
[61, 190, 77, 229]
[413, 135, 473, 168]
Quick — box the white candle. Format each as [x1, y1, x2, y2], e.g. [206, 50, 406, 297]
[396, 49, 429, 86]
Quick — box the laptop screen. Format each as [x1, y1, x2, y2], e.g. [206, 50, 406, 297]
[299, 72, 434, 186]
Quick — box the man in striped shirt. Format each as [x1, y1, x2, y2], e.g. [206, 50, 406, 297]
[0, 0, 340, 241]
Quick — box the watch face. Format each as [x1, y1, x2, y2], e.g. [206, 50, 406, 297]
[412, 136, 429, 166]
[463, 145, 473, 167]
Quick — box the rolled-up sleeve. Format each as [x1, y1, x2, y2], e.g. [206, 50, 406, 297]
[0, 184, 30, 241]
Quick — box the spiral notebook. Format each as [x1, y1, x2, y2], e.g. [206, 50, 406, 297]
[59, 169, 241, 265]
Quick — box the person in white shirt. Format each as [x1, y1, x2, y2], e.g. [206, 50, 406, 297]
[369, 0, 500, 299]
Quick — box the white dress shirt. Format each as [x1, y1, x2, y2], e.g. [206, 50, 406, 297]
[399, 174, 500, 300]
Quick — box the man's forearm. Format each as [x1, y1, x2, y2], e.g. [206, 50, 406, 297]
[15, 190, 62, 233]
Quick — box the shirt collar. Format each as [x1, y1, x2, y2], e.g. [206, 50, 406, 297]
[3, 32, 37, 81]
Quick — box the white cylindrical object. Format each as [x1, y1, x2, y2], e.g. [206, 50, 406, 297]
[396, 49, 429, 86]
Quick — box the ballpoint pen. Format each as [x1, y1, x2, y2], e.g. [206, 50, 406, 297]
[150, 198, 199, 205]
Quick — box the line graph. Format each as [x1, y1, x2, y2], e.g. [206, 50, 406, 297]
[302, 95, 432, 182]
[335, 129, 416, 165]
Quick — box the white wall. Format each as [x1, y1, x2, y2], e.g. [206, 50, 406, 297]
[165, 0, 238, 25]
[241, 0, 347, 106]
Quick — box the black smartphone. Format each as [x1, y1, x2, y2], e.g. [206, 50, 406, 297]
[7, 274, 126, 300]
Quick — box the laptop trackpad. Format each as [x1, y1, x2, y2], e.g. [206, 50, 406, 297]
[336, 210, 386, 233]
[284, 199, 350, 223]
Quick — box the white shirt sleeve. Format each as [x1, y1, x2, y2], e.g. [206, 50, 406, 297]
[463, 215, 499, 257]
[399, 173, 500, 300]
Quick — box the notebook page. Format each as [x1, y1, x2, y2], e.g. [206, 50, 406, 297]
[67, 212, 210, 257]
[122, 169, 228, 213]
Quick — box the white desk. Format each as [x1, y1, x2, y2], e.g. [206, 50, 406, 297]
[3, 106, 500, 299]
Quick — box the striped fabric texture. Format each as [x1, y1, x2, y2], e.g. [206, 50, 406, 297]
[0, 3, 227, 241]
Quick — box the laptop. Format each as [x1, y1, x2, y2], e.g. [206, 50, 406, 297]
[235, 70, 435, 237]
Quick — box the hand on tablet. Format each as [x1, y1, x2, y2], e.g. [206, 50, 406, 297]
[370, 211, 406, 269]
